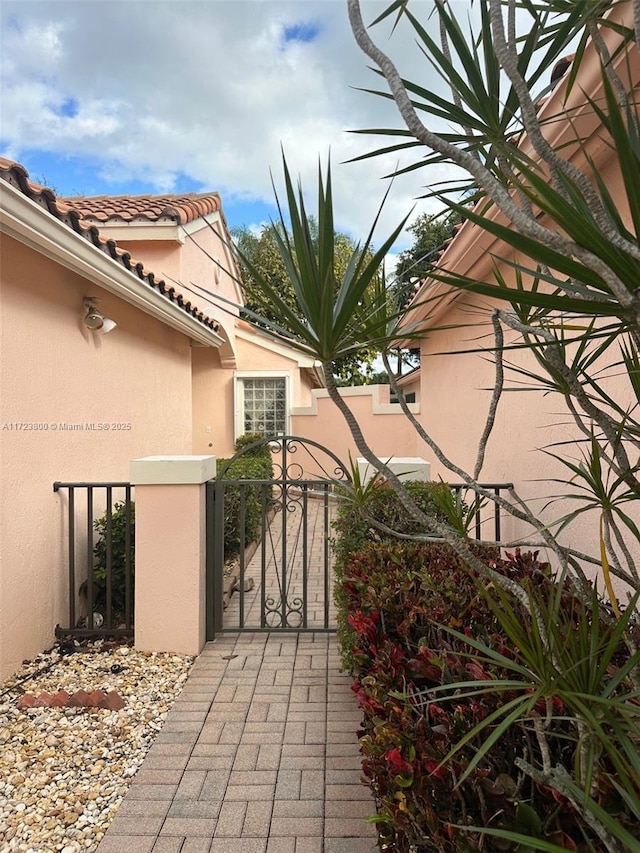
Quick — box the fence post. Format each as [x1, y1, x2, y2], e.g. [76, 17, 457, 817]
[130, 455, 216, 656]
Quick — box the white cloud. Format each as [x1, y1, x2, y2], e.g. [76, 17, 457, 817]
[0, 1, 463, 246]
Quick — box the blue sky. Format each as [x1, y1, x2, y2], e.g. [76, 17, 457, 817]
[0, 1, 452, 252]
[10, 148, 273, 231]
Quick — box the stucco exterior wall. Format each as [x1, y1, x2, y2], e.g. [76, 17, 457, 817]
[291, 386, 420, 476]
[115, 239, 183, 285]
[192, 346, 232, 456]
[0, 235, 195, 679]
[115, 218, 241, 373]
[192, 329, 320, 459]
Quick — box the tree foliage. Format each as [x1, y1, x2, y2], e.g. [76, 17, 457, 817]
[392, 209, 463, 307]
[233, 219, 380, 384]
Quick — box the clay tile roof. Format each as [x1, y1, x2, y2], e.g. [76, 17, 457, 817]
[59, 191, 222, 226]
[0, 158, 220, 335]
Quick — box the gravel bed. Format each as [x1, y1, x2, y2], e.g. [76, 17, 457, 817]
[0, 641, 194, 852]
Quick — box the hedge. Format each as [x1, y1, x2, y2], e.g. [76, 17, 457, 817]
[337, 540, 638, 851]
[217, 437, 273, 561]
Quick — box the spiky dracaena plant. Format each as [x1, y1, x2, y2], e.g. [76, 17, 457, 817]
[346, 0, 640, 600]
[231, 153, 550, 617]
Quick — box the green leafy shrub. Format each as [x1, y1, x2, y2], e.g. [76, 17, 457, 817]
[338, 542, 639, 851]
[333, 478, 469, 670]
[234, 432, 274, 460]
[332, 479, 455, 568]
[80, 500, 134, 623]
[217, 454, 273, 561]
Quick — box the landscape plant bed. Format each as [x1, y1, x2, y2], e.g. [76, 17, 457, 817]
[337, 541, 639, 852]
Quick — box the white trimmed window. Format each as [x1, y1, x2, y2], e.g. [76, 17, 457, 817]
[234, 373, 290, 439]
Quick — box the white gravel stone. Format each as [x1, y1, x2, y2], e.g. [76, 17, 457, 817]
[0, 641, 193, 852]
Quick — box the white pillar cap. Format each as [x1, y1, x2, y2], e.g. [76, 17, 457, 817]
[130, 455, 216, 485]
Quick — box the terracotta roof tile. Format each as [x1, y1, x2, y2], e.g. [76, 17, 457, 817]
[59, 191, 222, 226]
[0, 158, 220, 335]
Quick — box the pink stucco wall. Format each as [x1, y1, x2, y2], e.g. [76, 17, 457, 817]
[115, 239, 183, 285]
[0, 235, 196, 679]
[115, 217, 241, 361]
[192, 347, 233, 455]
[192, 329, 319, 459]
[291, 386, 420, 475]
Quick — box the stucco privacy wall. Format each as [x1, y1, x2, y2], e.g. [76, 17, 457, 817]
[291, 386, 420, 476]
[0, 235, 194, 679]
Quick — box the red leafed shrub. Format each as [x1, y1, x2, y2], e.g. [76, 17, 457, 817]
[338, 541, 630, 852]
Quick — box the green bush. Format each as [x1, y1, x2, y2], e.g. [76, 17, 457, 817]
[233, 432, 274, 460]
[332, 479, 459, 569]
[217, 454, 273, 561]
[80, 500, 134, 623]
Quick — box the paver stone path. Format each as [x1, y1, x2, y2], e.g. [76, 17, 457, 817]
[97, 498, 377, 853]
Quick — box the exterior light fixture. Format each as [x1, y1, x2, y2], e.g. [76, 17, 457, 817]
[83, 297, 117, 333]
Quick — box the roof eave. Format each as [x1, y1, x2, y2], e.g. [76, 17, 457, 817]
[398, 2, 637, 337]
[1, 181, 224, 348]
[234, 322, 319, 368]
[395, 367, 421, 387]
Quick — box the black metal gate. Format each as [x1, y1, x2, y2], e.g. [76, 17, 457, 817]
[206, 436, 350, 638]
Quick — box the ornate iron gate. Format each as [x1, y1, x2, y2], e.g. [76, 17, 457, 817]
[206, 436, 350, 637]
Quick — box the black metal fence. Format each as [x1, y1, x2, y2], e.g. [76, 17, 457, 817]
[450, 482, 513, 543]
[53, 481, 134, 638]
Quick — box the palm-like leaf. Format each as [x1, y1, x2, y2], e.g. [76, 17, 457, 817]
[415, 582, 640, 848]
[233, 153, 421, 364]
[349, 0, 596, 186]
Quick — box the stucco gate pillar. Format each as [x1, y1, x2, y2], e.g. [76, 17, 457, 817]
[130, 455, 216, 656]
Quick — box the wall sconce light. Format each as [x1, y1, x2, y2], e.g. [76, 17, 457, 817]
[83, 297, 117, 333]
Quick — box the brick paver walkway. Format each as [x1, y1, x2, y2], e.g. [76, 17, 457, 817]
[97, 500, 378, 853]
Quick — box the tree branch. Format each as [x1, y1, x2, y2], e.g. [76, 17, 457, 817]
[474, 310, 504, 479]
[347, 0, 640, 316]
